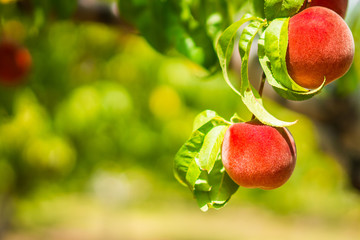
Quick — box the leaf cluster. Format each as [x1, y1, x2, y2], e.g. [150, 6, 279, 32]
[174, 110, 240, 211]
[174, 0, 326, 210]
[216, 0, 325, 127]
[118, 0, 247, 72]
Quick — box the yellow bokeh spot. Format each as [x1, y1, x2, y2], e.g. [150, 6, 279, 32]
[2, 20, 26, 42]
[149, 85, 182, 120]
[23, 136, 76, 174]
[0, 0, 17, 4]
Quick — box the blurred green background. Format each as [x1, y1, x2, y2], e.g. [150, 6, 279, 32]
[0, 0, 360, 239]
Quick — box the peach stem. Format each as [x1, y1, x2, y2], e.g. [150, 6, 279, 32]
[251, 71, 266, 120]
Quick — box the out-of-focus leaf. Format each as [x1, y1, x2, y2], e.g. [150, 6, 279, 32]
[118, 0, 247, 71]
[33, 0, 77, 19]
[253, 0, 265, 18]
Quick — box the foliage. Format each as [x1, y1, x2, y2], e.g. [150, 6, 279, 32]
[119, 0, 247, 71]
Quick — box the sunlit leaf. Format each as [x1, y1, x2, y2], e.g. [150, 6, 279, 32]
[174, 113, 229, 189]
[193, 110, 219, 131]
[239, 21, 296, 126]
[198, 125, 228, 172]
[174, 111, 237, 211]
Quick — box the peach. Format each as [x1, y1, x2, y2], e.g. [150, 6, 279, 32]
[221, 122, 296, 190]
[0, 41, 32, 85]
[301, 0, 348, 18]
[286, 7, 354, 89]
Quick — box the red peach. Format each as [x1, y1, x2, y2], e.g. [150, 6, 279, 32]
[286, 7, 354, 89]
[222, 122, 296, 190]
[301, 0, 348, 18]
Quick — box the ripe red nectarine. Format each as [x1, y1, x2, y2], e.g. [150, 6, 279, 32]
[301, 0, 348, 18]
[286, 7, 354, 89]
[222, 122, 296, 190]
[0, 41, 32, 85]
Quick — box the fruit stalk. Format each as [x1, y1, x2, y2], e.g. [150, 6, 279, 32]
[251, 71, 266, 120]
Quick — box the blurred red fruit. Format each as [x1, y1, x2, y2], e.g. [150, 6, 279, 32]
[0, 41, 32, 85]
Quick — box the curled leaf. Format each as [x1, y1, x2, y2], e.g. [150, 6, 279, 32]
[258, 20, 324, 101]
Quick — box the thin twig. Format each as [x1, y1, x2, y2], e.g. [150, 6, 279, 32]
[251, 71, 266, 120]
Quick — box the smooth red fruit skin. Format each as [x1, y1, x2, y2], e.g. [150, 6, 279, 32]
[222, 122, 296, 190]
[0, 41, 32, 85]
[286, 7, 354, 89]
[302, 0, 348, 18]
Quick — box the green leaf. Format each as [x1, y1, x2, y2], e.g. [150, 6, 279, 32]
[193, 155, 239, 211]
[253, 0, 265, 18]
[174, 130, 204, 188]
[230, 113, 244, 123]
[174, 113, 229, 189]
[174, 111, 238, 211]
[32, 0, 77, 19]
[194, 190, 211, 212]
[264, 0, 304, 20]
[216, 14, 258, 74]
[193, 110, 219, 131]
[198, 125, 229, 172]
[217, 15, 295, 126]
[238, 21, 296, 126]
[195, 171, 212, 191]
[118, 0, 248, 71]
[216, 15, 296, 126]
[265, 18, 306, 91]
[258, 20, 324, 101]
[208, 156, 238, 207]
[185, 160, 202, 189]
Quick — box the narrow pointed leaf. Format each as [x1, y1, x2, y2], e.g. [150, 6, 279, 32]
[258, 27, 324, 101]
[239, 21, 297, 126]
[216, 14, 258, 73]
[193, 110, 219, 131]
[185, 160, 202, 189]
[198, 125, 229, 172]
[174, 114, 230, 189]
[216, 15, 295, 127]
